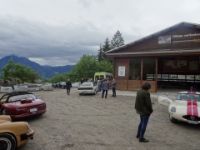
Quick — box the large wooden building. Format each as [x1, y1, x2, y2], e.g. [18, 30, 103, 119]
[106, 22, 200, 92]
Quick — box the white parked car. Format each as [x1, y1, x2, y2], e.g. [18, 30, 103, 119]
[13, 85, 28, 92]
[0, 86, 13, 93]
[43, 83, 53, 91]
[158, 90, 200, 124]
[78, 82, 98, 95]
[72, 82, 80, 88]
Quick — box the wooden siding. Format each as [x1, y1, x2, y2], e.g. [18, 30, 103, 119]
[128, 80, 141, 91]
[116, 80, 128, 90]
[108, 23, 200, 93]
[116, 79, 157, 92]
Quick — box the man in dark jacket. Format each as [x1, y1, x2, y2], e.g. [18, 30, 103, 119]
[111, 79, 116, 97]
[66, 79, 72, 95]
[101, 79, 109, 98]
[135, 82, 153, 142]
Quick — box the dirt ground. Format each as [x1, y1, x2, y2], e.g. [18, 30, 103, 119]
[16, 88, 200, 150]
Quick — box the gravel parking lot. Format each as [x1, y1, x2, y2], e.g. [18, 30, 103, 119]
[16, 88, 200, 150]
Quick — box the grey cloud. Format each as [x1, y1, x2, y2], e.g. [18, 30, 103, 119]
[2, 0, 198, 66]
[0, 16, 109, 66]
[78, 0, 104, 8]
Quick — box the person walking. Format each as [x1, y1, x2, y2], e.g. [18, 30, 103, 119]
[102, 79, 109, 98]
[111, 79, 116, 97]
[66, 79, 72, 95]
[135, 82, 153, 142]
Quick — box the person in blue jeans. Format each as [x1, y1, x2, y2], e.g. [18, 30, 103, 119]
[101, 79, 109, 98]
[135, 82, 153, 142]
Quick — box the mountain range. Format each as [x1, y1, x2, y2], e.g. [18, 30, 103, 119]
[0, 55, 74, 78]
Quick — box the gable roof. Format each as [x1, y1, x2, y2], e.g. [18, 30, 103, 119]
[106, 21, 200, 54]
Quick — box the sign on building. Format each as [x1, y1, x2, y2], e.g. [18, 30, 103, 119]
[158, 35, 171, 44]
[118, 66, 125, 76]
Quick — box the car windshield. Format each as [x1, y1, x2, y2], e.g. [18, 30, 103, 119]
[8, 94, 36, 102]
[80, 82, 92, 86]
[177, 93, 200, 101]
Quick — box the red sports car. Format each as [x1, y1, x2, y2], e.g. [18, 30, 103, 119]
[0, 91, 46, 120]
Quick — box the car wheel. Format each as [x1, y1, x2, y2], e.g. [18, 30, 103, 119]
[79, 93, 82, 95]
[169, 114, 178, 123]
[0, 133, 16, 150]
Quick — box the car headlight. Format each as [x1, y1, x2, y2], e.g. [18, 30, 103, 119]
[171, 106, 176, 112]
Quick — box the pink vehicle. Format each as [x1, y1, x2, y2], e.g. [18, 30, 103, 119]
[0, 92, 46, 120]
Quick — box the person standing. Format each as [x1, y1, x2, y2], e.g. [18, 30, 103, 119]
[97, 78, 102, 92]
[135, 82, 153, 142]
[80, 78, 84, 84]
[66, 79, 72, 95]
[111, 79, 116, 97]
[102, 79, 109, 98]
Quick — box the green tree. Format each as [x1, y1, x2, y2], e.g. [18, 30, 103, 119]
[2, 60, 40, 83]
[111, 30, 125, 49]
[97, 38, 111, 62]
[96, 60, 113, 73]
[51, 74, 66, 83]
[69, 55, 98, 81]
[66, 55, 113, 82]
[97, 44, 104, 62]
[103, 38, 111, 53]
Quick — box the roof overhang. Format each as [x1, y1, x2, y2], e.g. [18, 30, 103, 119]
[106, 22, 200, 54]
[106, 49, 200, 57]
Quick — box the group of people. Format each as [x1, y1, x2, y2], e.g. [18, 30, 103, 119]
[99, 78, 116, 98]
[65, 77, 117, 97]
[66, 77, 153, 143]
[80, 77, 117, 98]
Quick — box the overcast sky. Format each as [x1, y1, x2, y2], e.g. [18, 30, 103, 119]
[0, 0, 199, 66]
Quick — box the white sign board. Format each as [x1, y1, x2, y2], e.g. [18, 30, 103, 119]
[158, 35, 171, 44]
[118, 66, 125, 76]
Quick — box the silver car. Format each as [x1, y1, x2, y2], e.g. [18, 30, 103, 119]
[78, 82, 98, 95]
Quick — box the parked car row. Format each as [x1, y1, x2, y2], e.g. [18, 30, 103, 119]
[0, 90, 47, 149]
[53, 82, 80, 88]
[0, 80, 101, 149]
[53, 81, 66, 88]
[0, 83, 53, 93]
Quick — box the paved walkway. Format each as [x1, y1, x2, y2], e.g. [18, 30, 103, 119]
[116, 89, 180, 99]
